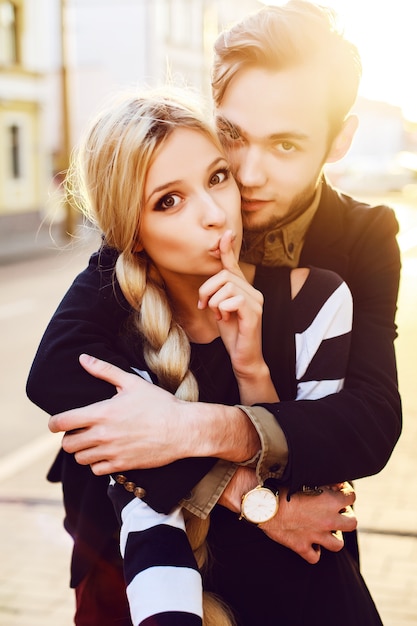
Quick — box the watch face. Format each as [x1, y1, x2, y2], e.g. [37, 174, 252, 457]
[241, 487, 278, 524]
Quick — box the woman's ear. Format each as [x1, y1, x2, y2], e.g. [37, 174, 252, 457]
[326, 115, 359, 164]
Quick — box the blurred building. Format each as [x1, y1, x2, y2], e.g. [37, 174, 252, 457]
[0, 0, 61, 228]
[0, 0, 259, 233]
[4, 0, 413, 235]
[65, 0, 260, 146]
[325, 97, 416, 194]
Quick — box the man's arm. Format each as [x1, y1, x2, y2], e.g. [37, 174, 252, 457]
[50, 356, 357, 561]
[49, 264, 353, 511]
[54, 354, 260, 470]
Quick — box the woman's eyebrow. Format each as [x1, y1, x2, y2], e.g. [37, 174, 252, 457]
[146, 180, 182, 204]
[146, 156, 227, 204]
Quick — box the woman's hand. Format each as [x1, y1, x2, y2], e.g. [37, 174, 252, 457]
[198, 231, 277, 404]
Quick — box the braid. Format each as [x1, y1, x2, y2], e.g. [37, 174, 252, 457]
[116, 251, 199, 400]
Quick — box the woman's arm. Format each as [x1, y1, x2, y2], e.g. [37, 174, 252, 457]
[109, 481, 203, 625]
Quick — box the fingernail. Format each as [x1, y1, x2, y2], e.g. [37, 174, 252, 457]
[80, 353, 94, 364]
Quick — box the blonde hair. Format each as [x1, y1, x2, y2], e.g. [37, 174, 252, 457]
[67, 89, 223, 397]
[66, 89, 235, 625]
[212, 0, 362, 141]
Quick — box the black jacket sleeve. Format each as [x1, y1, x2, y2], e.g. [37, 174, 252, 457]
[27, 245, 133, 412]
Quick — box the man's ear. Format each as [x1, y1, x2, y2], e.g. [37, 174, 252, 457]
[326, 115, 358, 164]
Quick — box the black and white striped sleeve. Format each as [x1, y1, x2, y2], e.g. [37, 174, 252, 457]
[293, 267, 353, 400]
[109, 480, 203, 626]
[107, 366, 203, 626]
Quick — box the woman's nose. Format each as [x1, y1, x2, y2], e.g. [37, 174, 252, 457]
[200, 193, 227, 228]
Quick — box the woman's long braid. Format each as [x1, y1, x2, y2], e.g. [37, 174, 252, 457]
[115, 251, 198, 400]
[116, 250, 235, 626]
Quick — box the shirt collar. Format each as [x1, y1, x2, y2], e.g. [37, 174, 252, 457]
[240, 185, 322, 267]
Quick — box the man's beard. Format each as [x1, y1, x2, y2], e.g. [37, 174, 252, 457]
[242, 183, 319, 234]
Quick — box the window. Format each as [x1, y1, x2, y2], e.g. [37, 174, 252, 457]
[9, 124, 21, 178]
[0, 1, 18, 66]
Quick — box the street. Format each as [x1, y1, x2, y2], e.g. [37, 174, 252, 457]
[0, 192, 416, 625]
[0, 228, 102, 458]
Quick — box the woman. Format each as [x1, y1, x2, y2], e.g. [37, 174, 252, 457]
[27, 89, 382, 626]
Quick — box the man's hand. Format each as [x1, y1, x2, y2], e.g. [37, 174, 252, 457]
[260, 482, 357, 564]
[48, 355, 191, 473]
[48, 354, 260, 475]
[218, 467, 357, 564]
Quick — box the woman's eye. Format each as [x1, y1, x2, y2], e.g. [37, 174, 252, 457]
[156, 194, 181, 210]
[209, 168, 229, 187]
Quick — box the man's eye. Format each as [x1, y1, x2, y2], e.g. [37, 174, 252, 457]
[156, 194, 181, 210]
[277, 141, 296, 153]
[209, 168, 229, 187]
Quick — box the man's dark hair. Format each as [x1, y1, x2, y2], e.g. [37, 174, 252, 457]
[212, 0, 362, 139]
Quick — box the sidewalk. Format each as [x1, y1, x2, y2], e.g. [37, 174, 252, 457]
[0, 213, 70, 266]
[0, 437, 75, 625]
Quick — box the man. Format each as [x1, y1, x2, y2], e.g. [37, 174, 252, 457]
[27, 2, 401, 624]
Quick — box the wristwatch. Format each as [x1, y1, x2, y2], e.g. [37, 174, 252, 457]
[240, 485, 279, 524]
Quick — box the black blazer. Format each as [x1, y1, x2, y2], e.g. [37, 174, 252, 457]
[26, 179, 402, 586]
[270, 180, 402, 492]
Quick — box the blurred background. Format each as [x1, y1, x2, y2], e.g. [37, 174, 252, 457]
[0, 2, 417, 625]
[0, 0, 416, 242]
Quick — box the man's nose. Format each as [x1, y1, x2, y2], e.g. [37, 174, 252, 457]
[235, 146, 266, 188]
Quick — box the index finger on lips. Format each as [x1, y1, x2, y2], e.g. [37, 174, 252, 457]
[219, 230, 240, 273]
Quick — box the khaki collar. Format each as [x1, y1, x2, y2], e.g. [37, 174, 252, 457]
[240, 186, 322, 267]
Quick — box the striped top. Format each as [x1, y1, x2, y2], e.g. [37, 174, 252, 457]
[108, 266, 353, 626]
